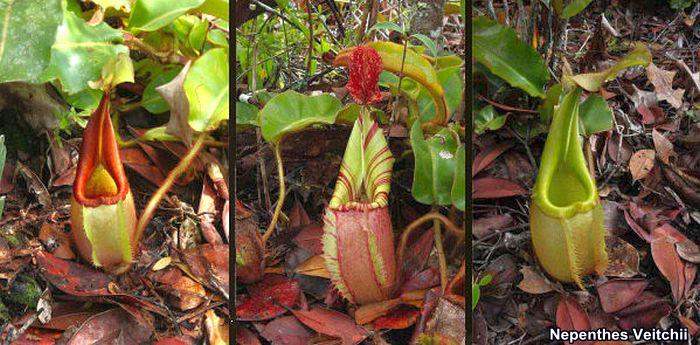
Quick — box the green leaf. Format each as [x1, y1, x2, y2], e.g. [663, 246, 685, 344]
[369, 21, 404, 34]
[141, 126, 180, 141]
[236, 101, 259, 127]
[88, 52, 134, 91]
[472, 283, 480, 310]
[92, 0, 131, 12]
[198, 0, 228, 20]
[188, 18, 209, 53]
[335, 104, 388, 125]
[561, 0, 593, 18]
[183, 47, 229, 132]
[433, 55, 464, 69]
[451, 145, 465, 211]
[474, 105, 507, 134]
[207, 28, 228, 47]
[129, 0, 205, 32]
[473, 16, 548, 98]
[48, 10, 128, 94]
[578, 94, 613, 136]
[569, 43, 651, 92]
[142, 67, 182, 114]
[259, 90, 341, 145]
[0, 0, 63, 83]
[411, 121, 462, 206]
[411, 33, 437, 57]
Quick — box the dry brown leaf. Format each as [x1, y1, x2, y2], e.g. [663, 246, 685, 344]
[646, 63, 685, 109]
[518, 266, 555, 294]
[205, 310, 229, 345]
[675, 59, 700, 92]
[629, 149, 655, 181]
[603, 235, 640, 278]
[295, 254, 331, 279]
[651, 129, 675, 165]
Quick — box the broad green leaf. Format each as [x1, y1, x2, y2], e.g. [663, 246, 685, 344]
[188, 18, 209, 53]
[569, 43, 651, 92]
[335, 103, 388, 125]
[129, 0, 205, 32]
[432, 55, 464, 69]
[48, 10, 128, 94]
[411, 121, 462, 206]
[474, 105, 507, 134]
[63, 88, 102, 112]
[451, 145, 465, 211]
[578, 94, 613, 136]
[472, 283, 480, 310]
[88, 53, 134, 91]
[335, 41, 447, 124]
[198, 0, 228, 20]
[0, 0, 63, 83]
[369, 21, 404, 34]
[236, 101, 259, 127]
[183, 48, 229, 132]
[379, 71, 421, 99]
[259, 90, 341, 144]
[561, 0, 593, 18]
[328, 110, 393, 208]
[142, 67, 182, 114]
[537, 83, 563, 124]
[473, 16, 548, 98]
[411, 33, 437, 57]
[207, 28, 228, 47]
[416, 66, 464, 123]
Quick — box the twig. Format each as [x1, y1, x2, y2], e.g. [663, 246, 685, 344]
[134, 135, 206, 251]
[478, 94, 539, 114]
[396, 212, 464, 292]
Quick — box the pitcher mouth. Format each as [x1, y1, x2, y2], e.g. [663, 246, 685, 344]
[73, 94, 130, 208]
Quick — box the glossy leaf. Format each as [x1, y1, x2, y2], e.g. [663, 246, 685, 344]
[48, 10, 128, 94]
[411, 121, 462, 206]
[0, 0, 62, 83]
[198, 0, 229, 20]
[538, 83, 562, 124]
[570, 43, 651, 92]
[473, 16, 548, 98]
[561, 0, 593, 18]
[451, 145, 466, 211]
[259, 90, 341, 144]
[88, 53, 134, 91]
[474, 105, 507, 134]
[235, 101, 259, 127]
[335, 41, 447, 124]
[530, 88, 608, 287]
[183, 47, 229, 132]
[129, 0, 205, 32]
[579, 94, 613, 136]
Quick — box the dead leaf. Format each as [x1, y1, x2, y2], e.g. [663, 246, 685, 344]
[646, 63, 685, 109]
[152, 268, 206, 311]
[66, 308, 152, 345]
[291, 307, 368, 345]
[675, 59, 700, 92]
[473, 177, 527, 199]
[518, 266, 555, 294]
[260, 315, 312, 345]
[596, 278, 648, 313]
[38, 222, 75, 260]
[372, 307, 420, 330]
[236, 274, 300, 321]
[181, 243, 229, 297]
[35, 251, 112, 296]
[603, 235, 639, 278]
[205, 310, 229, 345]
[235, 327, 262, 345]
[473, 214, 512, 239]
[199, 178, 223, 244]
[616, 292, 671, 330]
[157, 61, 194, 146]
[629, 149, 655, 181]
[295, 254, 330, 279]
[472, 143, 513, 177]
[651, 129, 675, 165]
[555, 296, 592, 345]
[651, 224, 697, 303]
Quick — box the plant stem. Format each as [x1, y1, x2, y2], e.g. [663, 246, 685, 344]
[433, 218, 448, 292]
[134, 134, 206, 245]
[262, 144, 286, 245]
[396, 212, 464, 291]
